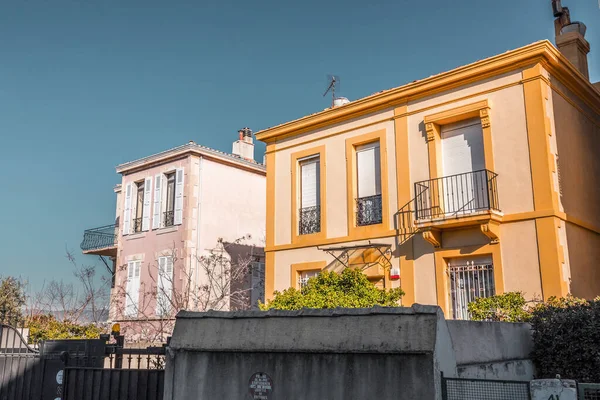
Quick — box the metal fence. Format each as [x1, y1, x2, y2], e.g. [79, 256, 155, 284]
[63, 368, 164, 400]
[579, 383, 600, 400]
[441, 375, 531, 400]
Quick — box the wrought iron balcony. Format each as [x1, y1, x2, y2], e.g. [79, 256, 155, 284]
[163, 211, 175, 228]
[414, 169, 499, 221]
[299, 205, 321, 235]
[356, 194, 383, 226]
[81, 224, 118, 255]
[133, 217, 143, 233]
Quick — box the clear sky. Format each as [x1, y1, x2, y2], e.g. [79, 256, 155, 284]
[0, 0, 598, 291]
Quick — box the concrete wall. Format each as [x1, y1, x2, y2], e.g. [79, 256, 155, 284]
[447, 320, 535, 380]
[164, 306, 534, 400]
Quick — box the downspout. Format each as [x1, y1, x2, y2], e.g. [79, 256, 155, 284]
[194, 156, 203, 310]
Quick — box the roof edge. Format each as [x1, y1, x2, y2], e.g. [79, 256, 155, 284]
[255, 40, 599, 143]
[116, 142, 266, 175]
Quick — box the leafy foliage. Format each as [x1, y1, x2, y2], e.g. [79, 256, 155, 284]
[529, 296, 600, 383]
[0, 277, 26, 326]
[467, 292, 532, 322]
[260, 269, 404, 311]
[26, 314, 103, 344]
[469, 292, 600, 382]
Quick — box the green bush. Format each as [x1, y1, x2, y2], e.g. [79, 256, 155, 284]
[469, 292, 600, 382]
[260, 269, 404, 310]
[467, 292, 532, 322]
[26, 314, 104, 344]
[529, 296, 600, 383]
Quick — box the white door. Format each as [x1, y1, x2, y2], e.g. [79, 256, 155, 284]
[441, 118, 486, 215]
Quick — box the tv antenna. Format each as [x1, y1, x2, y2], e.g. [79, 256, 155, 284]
[323, 75, 340, 107]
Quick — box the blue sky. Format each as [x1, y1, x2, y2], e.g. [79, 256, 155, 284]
[0, 0, 598, 291]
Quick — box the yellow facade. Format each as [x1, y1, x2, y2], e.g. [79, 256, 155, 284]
[256, 41, 600, 315]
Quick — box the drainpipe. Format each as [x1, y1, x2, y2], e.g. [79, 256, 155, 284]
[194, 156, 204, 310]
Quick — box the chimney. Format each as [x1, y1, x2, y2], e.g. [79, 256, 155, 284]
[232, 127, 255, 161]
[553, 0, 590, 80]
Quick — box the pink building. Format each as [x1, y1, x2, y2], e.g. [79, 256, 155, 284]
[81, 129, 266, 342]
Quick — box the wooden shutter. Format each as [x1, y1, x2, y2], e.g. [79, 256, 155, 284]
[123, 183, 132, 235]
[174, 168, 184, 225]
[142, 177, 152, 231]
[157, 256, 173, 315]
[152, 174, 162, 229]
[356, 142, 381, 198]
[125, 261, 140, 317]
[300, 157, 319, 208]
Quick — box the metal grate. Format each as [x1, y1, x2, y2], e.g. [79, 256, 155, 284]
[414, 169, 499, 220]
[443, 377, 530, 400]
[356, 194, 383, 226]
[579, 384, 600, 400]
[163, 210, 175, 227]
[80, 224, 118, 252]
[449, 262, 495, 320]
[299, 205, 321, 235]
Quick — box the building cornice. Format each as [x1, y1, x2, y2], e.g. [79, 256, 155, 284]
[255, 40, 600, 143]
[116, 142, 266, 175]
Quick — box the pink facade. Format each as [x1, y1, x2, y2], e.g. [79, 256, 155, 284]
[82, 133, 266, 342]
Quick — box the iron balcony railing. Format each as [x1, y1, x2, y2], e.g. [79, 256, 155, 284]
[163, 210, 175, 227]
[356, 194, 383, 226]
[414, 169, 499, 220]
[299, 205, 320, 235]
[133, 217, 143, 233]
[80, 224, 118, 252]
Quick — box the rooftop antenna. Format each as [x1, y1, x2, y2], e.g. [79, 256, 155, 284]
[323, 75, 340, 107]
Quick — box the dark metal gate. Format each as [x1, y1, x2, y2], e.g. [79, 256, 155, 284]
[0, 325, 43, 400]
[441, 374, 531, 400]
[62, 332, 167, 400]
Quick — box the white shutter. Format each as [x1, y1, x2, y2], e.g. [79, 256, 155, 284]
[141, 177, 152, 231]
[156, 256, 173, 316]
[123, 183, 132, 235]
[356, 142, 381, 198]
[152, 174, 163, 229]
[174, 168, 184, 225]
[125, 261, 140, 317]
[300, 158, 319, 208]
[441, 118, 484, 176]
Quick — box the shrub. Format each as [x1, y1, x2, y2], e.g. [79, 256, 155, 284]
[467, 292, 532, 322]
[529, 296, 600, 383]
[260, 269, 404, 310]
[26, 314, 104, 344]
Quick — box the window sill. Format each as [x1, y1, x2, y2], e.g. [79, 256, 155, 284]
[156, 226, 179, 235]
[125, 232, 147, 241]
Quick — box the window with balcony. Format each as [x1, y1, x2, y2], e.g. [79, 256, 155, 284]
[133, 181, 145, 233]
[164, 173, 176, 227]
[299, 156, 320, 235]
[151, 168, 184, 230]
[356, 142, 382, 226]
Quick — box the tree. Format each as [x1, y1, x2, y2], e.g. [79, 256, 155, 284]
[260, 269, 404, 311]
[0, 277, 26, 326]
[113, 237, 261, 344]
[28, 250, 110, 324]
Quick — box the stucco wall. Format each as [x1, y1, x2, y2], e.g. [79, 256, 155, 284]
[117, 157, 191, 320]
[500, 221, 542, 299]
[272, 110, 395, 246]
[551, 78, 600, 298]
[566, 222, 600, 298]
[406, 70, 534, 213]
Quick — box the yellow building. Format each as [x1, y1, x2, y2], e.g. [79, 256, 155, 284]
[256, 18, 600, 318]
